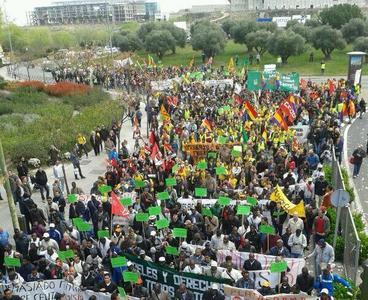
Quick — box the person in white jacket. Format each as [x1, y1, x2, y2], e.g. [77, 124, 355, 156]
[218, 235, 236, 251]
[288, 229, 307, 258]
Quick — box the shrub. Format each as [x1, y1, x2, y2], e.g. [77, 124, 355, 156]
[0, 103, 13, 115]
[44, 82, 91, 97]
[61, 88, 106, 110]
[326, 234, 344, 261]
[14, 80, 45, 92]
[334, 280, 360, 299]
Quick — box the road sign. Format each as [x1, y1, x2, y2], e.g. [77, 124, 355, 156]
[331, 189, 350, 207]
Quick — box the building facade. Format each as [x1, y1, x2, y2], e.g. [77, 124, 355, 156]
[229, 0, 366, 11]
[30, 0, 160, 26]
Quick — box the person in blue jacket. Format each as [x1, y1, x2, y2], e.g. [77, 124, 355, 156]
[314, 265, 351, 296]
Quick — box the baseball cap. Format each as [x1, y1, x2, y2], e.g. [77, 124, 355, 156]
[211, 283, 219, 290]
[127, 261, 133, 267]
[43, 233, 50, 238]
[321, 288, 329, 295]
[49, 223, 55, 228]
[159, 257, 166, 262]
[210, 261, 218, 267]
[139, 250, 145, 255]
[261, 281, 270, 287]
[150, 231, 157, 236]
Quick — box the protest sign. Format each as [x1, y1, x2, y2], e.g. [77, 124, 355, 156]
[208, 152, 217, 158]
[202, 207, 213, 217]
[111, 256, 127, 268]
[172, 164, 179, 173]
[76, 221, 91, 232]
[215, 166, 226, 175]
[58, 250, 74, 262]
[246, 196, 258, 206]
[195, 188, 207, 197]
[67, 194, 77, 203]
[123, 271, 139, 283]
[290, 125, 310, 143]
[270, 185, 306, 217]
[98, 185, 112, 194]
[135, 213, 149, 222]
[270, 261, 288, 273]
[125, 254, 231, 299]
[165, 178, 177, 186]
[157, 191, 170, 200]
[217, 196, 231, 206]
[236, 205, 251, 215]
[259, 224, 276, 235]
[172, 228, 187, 238]
[280, 72, 300, 92]
[4, 257, 21, 267]
[247, 71, 262, 91]
[120, 197, 133, 206]
[165, 245, 179, 256]
[148, 206, 161, 216]
[97, 230, 110, 239]
[155, 218, 169, 229]
[134, 180, 145, 188]
[197, 161, 207, 170]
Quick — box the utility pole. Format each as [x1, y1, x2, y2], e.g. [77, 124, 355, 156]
[0, 138, 19, 231]
[3, 0, 14, 78]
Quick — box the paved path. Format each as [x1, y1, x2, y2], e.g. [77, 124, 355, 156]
[0, 90, 148, 237]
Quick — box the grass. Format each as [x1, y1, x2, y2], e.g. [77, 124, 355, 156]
[135, 40, 368, 76]
[119, 21, 141, 32]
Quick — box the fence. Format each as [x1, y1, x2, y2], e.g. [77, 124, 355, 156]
[331, 147, 360, 284]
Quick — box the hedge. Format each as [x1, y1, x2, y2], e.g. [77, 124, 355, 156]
[0, 87, 122, 164]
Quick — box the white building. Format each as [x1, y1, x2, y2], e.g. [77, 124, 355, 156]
[229, 0, 366, 11]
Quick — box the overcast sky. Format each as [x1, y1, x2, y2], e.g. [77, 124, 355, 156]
[4, 0, 229, 25]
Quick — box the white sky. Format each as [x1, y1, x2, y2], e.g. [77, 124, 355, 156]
[3, 0, 229, 25]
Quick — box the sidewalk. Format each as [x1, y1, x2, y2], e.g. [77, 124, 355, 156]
[0, 90, 148, 237]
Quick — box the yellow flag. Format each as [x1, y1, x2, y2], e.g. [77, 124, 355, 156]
[160, 105, 170, 122]
[270, 185, 306, 218]
[228, 57, 235, 72]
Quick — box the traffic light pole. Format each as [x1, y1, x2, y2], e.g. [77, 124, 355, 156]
[0, 138, 19, 230]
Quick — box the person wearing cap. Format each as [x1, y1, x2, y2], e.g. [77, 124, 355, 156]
[202, 283, 225, 300]
[318, 288, 332, 300]
[257, 281, 275, 296]
[204, 261, 221, 278]
[286, 213, 304, 235]
[235, 270, 255, 289]
[313, 208, 331, 245]
[151, 283, 170, 300]
[139, 250, 152, 262]
[47, 223, 61, 245]
[314, 265, 351, 297]
[306, 239, 335, 277]
[40, 232, 59, 251]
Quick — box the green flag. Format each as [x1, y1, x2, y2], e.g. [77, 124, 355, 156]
[111, 256, 127, 268]
[135, 213, 149, 222]
[236, 205, 251, 215]
[165, 178, 177, 186]
[195, 187, 207, 197]
[247, 71, 262, 91]
[97, 230, 110, 239]
[98, 185, 112, 194]
[172, 228, 187, 238]
[134, 180, 145, 188]
[215, 166, 226, 175]
[270, 261, 288, 273]
[217, 196, 231, 206]
[123, 271, 139, 283]
[165, 245, 179, 256]
[242, 130, 249, 144]
[259, 224, 276, 235]
[120, 197, 133, 206]
[155, 218, 170, 229]
[197, 161, 207, 170]
[202, 207, 213, 217]
[67, 194, 77, 203]
[149, 206, 161, 216]
[157, 191, 170, 200]
[218, 136, 228, 145]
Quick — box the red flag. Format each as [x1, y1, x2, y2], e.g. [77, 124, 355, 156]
[148, 130, 156, 146]
[163, 143, 173, 153]
[329, 80, 335, 96]
[150, 143, 160, 160]
[280, 101, 297, 123]
[167, 96, 178, 108]
[244, 101, 258, 121]
[234, 94, 244, 105]
[111, 192, 129, 218]
[201, 118, 213, 131]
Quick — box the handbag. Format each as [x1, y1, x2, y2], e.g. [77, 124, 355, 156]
[349, 156, 355, 164]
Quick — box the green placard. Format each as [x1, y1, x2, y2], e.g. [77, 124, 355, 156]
[111, 256, 127, 268]
[76, 222, 91, 232]
[172, 164, 179, 173]
[218, 136, 228, 145]
[165, 245, 179, 256]
[4, 257, 21, 267]
[231, 150, 241, 157]
[215, 166, 226, 175]
[197, 161, 207, 170]
[172, 228, 187, 238]
[157, 191, 170, 200]
[247, 71, 262, 91]
[236, 205, 251, 215]
[208, 152, 217, 158]
[123, 271, 139, 283]
[67, 194, 77, 203]
[134, 180, 145, 188]
[217, 196, 231, 206]
[247, 196, 258, 206]
[135, 213, 149, 222]
[72, 217, 83, 226]
[195, 187, 207, 197]
[202, 207, 213, 217]
[118, 287, 127, 297]
[223, 105, 231, 112]
[97, 230, 110, 239]
[58, 250, 74, 261]
[259, 224, 276, 235]
[218, 107, 224, 115]
[98, 185, 112, 194]
[120, 197, 133, 206]
[270, 261, 288, 273]
[155, 218, 170, 229]
[165, 178, 177, 186]
[149, 206, 161, 216]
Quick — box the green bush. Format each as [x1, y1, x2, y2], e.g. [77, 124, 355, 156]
[0, 103, 13, 115]
[61, 88, 106, 110]
[326, 234, 344, 261]
[323, 164, 332, 185]
[334, 280, 360, 299]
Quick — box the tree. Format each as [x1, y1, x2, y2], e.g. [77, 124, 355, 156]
[191, 22, 226, 58]
[258, 22, 277, 32]
[341, 18, 368, 43]
[137, 22, 158, 41]
[311, 25, 346, 59]
[353, 37, 368, 53]
[305, 19, 321, 28]
[144, 30, 176, 59]
[221, 19, 237, 36]
[112, 33, 142, 52]
[267, 30, 305, 64]
[245, 30, 271, 55]
[231, 21, 257, 45]
[286, 20, 299, 28]
[319, 4, 364, 29]
[289, 23, 312, 42]
[51, 31, 76, 50]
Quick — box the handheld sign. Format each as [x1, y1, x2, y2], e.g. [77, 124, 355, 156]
[236, 205, 251, 215]
[208, 152, 217, 158]
[134, 180, 145, 189]
[98, 185, 112, 194]
[120, 197, 133, 206]
[259, 224, 276, 235]
[247, 196, 258, 206]
[165, 178, 177, 187]
[111, 256, 127, 268]
[97, 230, 110, 239]
[135, 213, 149, 222]
[218, 136, 228, 145]
[172, 228, 187, 238]
[118, 287, 127, 298]
[76, 222, 91, 232]
[165, 246, 179, 256]
[67, 194, 77, 203]
[123, 271, 139, 283]
[195, 187, 207, 197]
[155, 218, 170, 229]
[217, 196, 231, 206]
[172, 164, 179, 173]
[270, 261, 288, 273]
[4, 257, 21, 267]
[157, 191, 170, 200]
[149, 206, 161, 216]
[202, 207, 213, 217]
[197, 161, 207, 170]
[215, 166, 226, 175]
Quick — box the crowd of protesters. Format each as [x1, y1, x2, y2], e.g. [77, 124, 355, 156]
[0, 63, 363, 300]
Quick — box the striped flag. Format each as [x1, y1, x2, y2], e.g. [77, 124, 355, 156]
[160, 105, 170, 122]
[271, 108, 288, 130]
[202, 118, 213, 131]
[244, 100, 258, 121]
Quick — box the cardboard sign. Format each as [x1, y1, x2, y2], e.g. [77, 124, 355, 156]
[111, 256, 127, 268]
[197, 161, 208, 170]
[67, 194, 77, 203]
[148, 206, 161, 216]
[157, 191, 170, 200]
[216, 166, 226, 175]
[134, 180, 145, 188]
[122, 271, 139, 283]
[195, 188, 207, 197]
[247, 196, 258, 206]
[165, 246, 179, 256]
[97, 230, 110, 239]
[4, 257, 21, 267]
[236, 205, 251, 215]
[155, 218, 170, 229]
[270, 261, 288, 273]
[165, 178, 177, 187]
[120, 197, 133, 206]
[98, 185, 112, 194]
[218, 196, 231, 206]
[135, 213, 149, 222]
[172, 228, 187, 238]
[202, 207, 213, 217]
[259, 224, 276, 235]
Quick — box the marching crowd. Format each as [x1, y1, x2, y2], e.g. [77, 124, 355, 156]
[0, 64, 362, 300]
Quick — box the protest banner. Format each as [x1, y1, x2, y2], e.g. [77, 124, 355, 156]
[290, 125, 310, 143]
[223, 285, 309, 300]
[217, 250, 305, 287]
[203, 79, 233, 88]
[270, 185, 306, 218]
[247, 71, 262, 91]
[280, 72, 300, 92]
[125, 254, 231, 300]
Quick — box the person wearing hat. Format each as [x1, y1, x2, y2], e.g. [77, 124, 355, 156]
[305, 239, 335, 277]
[40, 232, 59, 251]
[132, 277, 149, 299]
[235, 270, 255, 289]
[257, 280, 275, 296]
[318, 288, 332, 300]
[202, 283, 225, 300]
[204, 261, 221, 278]
[314, 265, 351, 297]
[47, 223, 61, 245]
